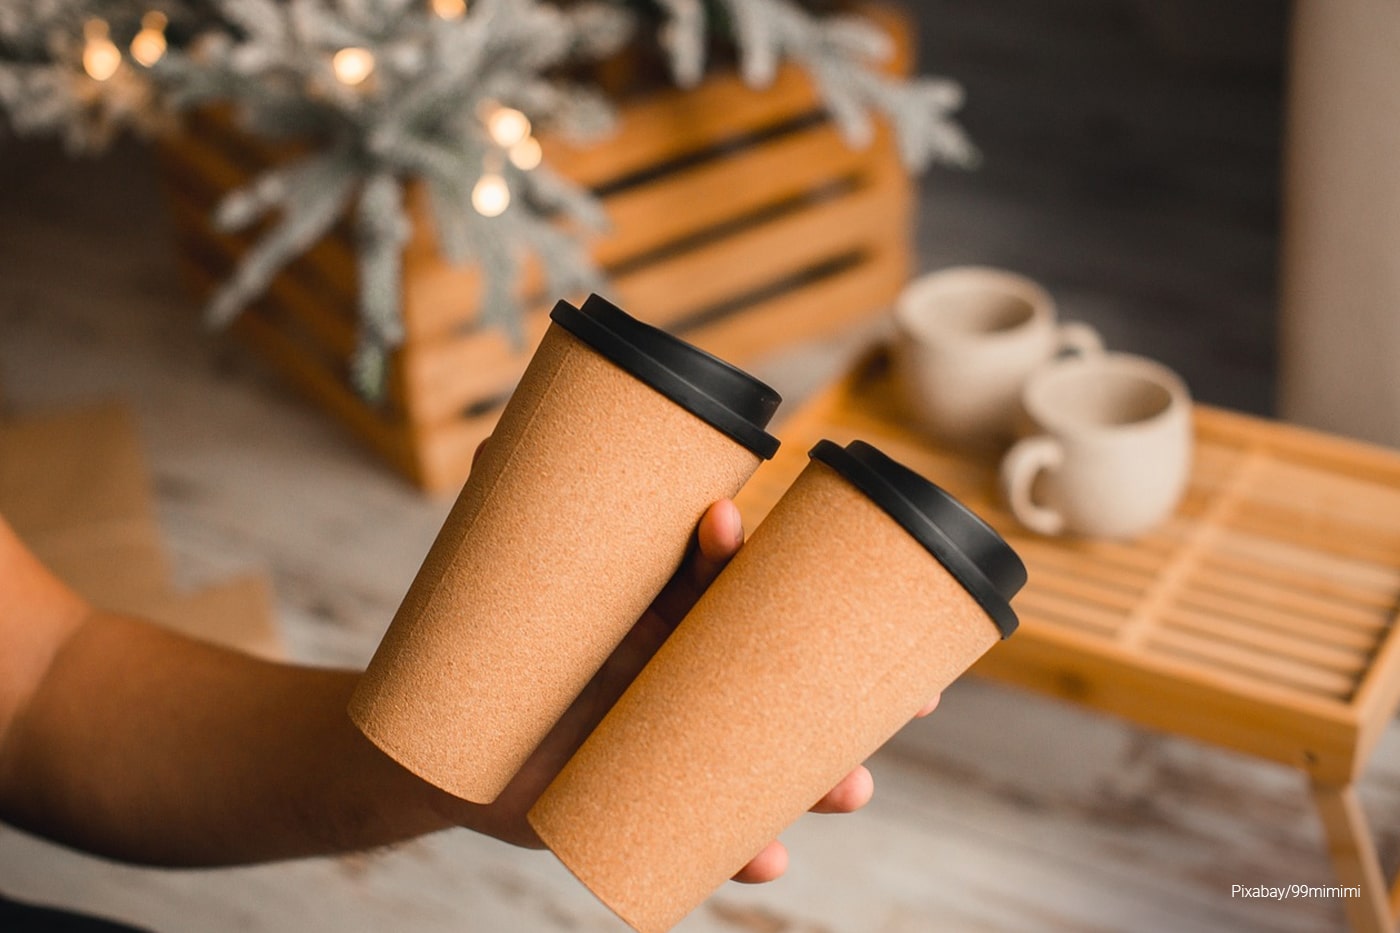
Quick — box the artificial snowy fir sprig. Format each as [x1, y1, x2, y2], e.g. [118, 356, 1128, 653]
[0, 0, 976, 397]
[0, 0, 176, 151]
[163, 0, 627, 392]
[660, 0, 978, 170]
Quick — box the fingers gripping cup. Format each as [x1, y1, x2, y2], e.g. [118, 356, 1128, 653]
[348, 295, 781, 803]
[528, 440, 1025, 933]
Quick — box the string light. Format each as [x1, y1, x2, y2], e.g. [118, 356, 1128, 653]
[430, 0, 467, 19]
[129, 11, 168, 67]
[332, 47, 375, 86]
[508, 135, 542, 171]
[485, 105, 530, 148]
[471, 172, 510, 217]
[82, 19, 122, 82]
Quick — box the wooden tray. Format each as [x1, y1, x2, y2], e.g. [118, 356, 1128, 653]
[735, 349, 1400, 788]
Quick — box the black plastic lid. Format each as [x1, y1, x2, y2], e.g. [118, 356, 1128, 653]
[809, 439, 1026, 638]
[550, 295, 781, 459]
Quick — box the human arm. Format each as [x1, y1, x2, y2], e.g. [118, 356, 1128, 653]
[0, 512, 460, 864]
[0, 504, 904, 877]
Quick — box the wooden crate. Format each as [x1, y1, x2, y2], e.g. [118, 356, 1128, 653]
[155, 7, 914, 490]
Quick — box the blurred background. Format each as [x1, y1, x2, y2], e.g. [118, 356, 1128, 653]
[912, 0, 1282, 418]
[5, 2, 1387, 932]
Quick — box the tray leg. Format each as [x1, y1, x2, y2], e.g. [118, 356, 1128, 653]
[1310, 781, 1395, 932]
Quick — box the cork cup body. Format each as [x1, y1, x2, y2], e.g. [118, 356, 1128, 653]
[528, 441, 1024, 933]
[348, 297, 779, 803]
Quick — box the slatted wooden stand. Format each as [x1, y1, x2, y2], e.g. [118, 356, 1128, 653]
[154, 5, 913, 491]
[734, 350, 1400, 933]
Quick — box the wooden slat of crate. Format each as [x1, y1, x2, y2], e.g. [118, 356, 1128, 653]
[734, 349, 1400, 786]
[165, 81, 900, 296]
[167, 196, 359, 361]
[397, 116, 902, 347]
[175, 241, 913, 493]
[169, 9, 912, 347]
[162, 118, 909, 429]
[394, 59, 843, 275]
[403, 228, 907, 442]
[155, 128, 361, 308]
[527, 2, 915, 192]
[167, 77, 860, 348]
[174, 255, 421, 477]
[161, 60, 907, 364]
[683, 234, 907, 364]
[399, 120, 884, 342]
[400, 141, 907, 425]
[410, 245, 908, 490]
[538, 64, 838, 191]
[157, 6, 916, 488]
[172, 243, 463, 484]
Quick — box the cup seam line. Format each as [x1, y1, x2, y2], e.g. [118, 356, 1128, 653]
[357, 338, 575, 741]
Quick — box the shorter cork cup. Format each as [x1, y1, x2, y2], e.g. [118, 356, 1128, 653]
[349, 295, 781, 803]
[528, 439, 1026, 933]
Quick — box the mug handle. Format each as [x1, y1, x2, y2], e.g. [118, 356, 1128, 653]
[1055, 321, 1104, 358]
[1001, 435, 1067, 536]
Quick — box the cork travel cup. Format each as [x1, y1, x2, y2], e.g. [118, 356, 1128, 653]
[528, 439, 1025, 933]
[348, 294, 781, 803]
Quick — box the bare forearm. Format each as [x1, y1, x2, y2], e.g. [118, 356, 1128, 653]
[0, 610, 485, 866]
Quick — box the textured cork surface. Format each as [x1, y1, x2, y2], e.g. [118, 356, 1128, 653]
[528, 459, 1002, 933]
[348, 323, 763, 803]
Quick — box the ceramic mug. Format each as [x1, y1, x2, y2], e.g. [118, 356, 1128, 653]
[1000, 353, 1193, 539]
[892, 266, 1103, 446]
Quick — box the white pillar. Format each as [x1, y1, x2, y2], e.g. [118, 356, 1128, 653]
[1280, 0, 1400, 446]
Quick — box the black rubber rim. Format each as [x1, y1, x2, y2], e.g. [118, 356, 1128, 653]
[550, 296, 781, 459]
[809, 439, 1025, 637]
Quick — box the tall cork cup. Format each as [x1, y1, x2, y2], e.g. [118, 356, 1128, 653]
[528, 439, 1025, 933]
[348, 294, 781, 803]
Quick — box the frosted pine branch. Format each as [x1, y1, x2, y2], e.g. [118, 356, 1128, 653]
[0, 0, 978, 399]
[706, 0, 977, 170]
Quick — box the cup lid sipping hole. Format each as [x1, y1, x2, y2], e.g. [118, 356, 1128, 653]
[550, 296, 782, 459]
[809, 439, 1025, 637]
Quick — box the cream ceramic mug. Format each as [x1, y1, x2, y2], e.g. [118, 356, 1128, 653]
[892, 266, 1103, 445]
[1001, 353, 1193, 539]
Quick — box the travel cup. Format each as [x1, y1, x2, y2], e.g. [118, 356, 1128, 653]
[528, 439, 1024, 932]
[349, 294, 781, 803]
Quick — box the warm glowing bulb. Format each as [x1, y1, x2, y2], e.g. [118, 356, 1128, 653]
[508, 135, 542, 171]
[82, 19, 122, 82]
[431, 0, 466, 19]
[129, 11, 168, 67]
[471, 173, 510, 217]
[486, 106, 530, 148]
[332, 47, 375, 86]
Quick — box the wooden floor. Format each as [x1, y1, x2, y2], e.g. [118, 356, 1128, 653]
[2, 3, 1392, 931]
